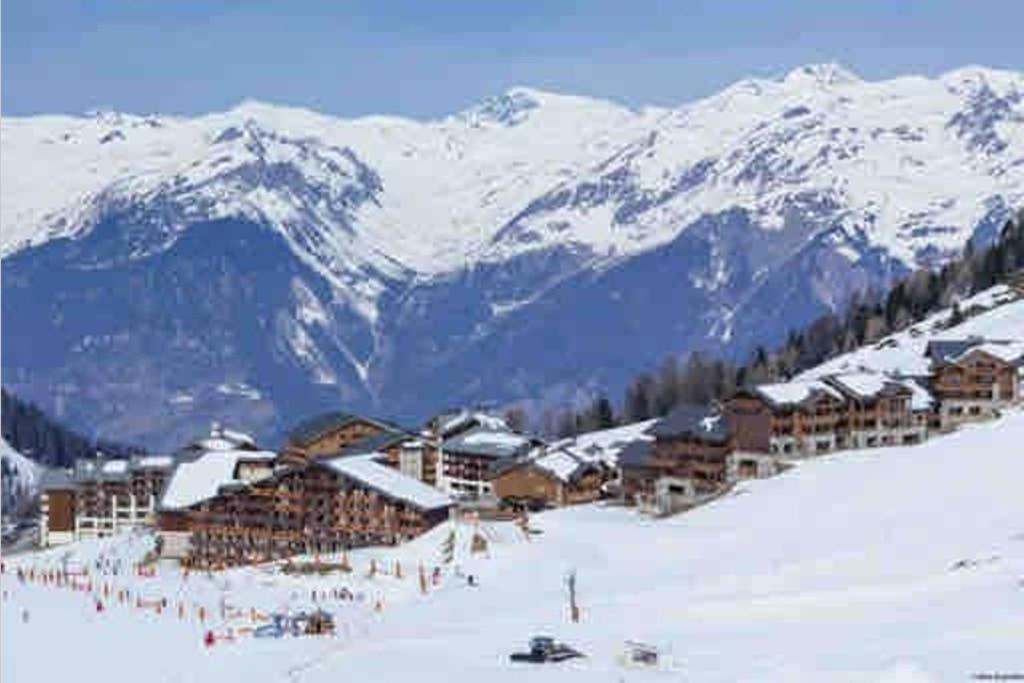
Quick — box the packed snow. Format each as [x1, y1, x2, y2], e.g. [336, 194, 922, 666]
[5, 408, 1024, 680]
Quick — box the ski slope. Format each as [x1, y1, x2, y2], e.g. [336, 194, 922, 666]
[4, 412, 1024, 681]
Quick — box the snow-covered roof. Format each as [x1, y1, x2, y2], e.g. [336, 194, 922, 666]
[549, 419, 657, 466]
[826, 372, 936, 410]
[754, 380, 844, 407]
[134, 455, 175, 469]
[442, 425, 533, 458]
[531, 447, 605, 483]
[953, 341, 1024, 365]
[101, 460, 129, 475]
[651, 404, 730, 442]
[159, 450, 276, 510]
[287, 412, 403, 446]
[323, 455, 452, 510]
[437, 410, 509, 438]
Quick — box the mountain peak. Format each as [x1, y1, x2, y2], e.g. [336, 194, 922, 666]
[459, 88, 543, 127]
[782, 62, 862, 87]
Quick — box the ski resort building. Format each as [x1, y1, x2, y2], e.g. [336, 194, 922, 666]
[725, 373, 936, 457]
[152, 422, 453, 566]
[160, 451, 452, 568]
[280, 412, 407, 465]
[725, 380, 846, 457]
[156, 439, 277, 560]
[38, 454, 175, 547]
[620, 405, 733, 514]
[488, 445, 611, 508]
[825, 373, 932, 448]
[436, 420, 536, 499]
[926, 338, 1024, 426]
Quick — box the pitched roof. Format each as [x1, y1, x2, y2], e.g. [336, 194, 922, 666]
[548, 419, 657, 467]
[926, 338, 1024, 365]
[287, 411, 359, 445]
[435, 409, 509, 438]
[180, 424, 260, 454]
[826, 372, 909, 400]
[489, 445, 605, 484]
[531, 448, 603, 483]
[322, 455, 452, 511]
[651, 404, 730, 443]
[159, 450, 276, 510]
[441, 425, 534, 458]
[287, 411, 408, 446]
[337, 429, 413, 457]
[750, 380, 844, 408]
[617, 440, 655, 468]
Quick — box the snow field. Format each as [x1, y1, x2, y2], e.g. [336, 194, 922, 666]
[5, 410, 1024, 681]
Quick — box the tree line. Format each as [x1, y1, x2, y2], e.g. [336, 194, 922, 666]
[530, 209, 1024, 438]
[1, 388, 144, 467]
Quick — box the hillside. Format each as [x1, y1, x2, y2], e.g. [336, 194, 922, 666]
[3, 64, 1024, 447]
[800, 283, 1024, 379]
[4, 408, 1022, 681]
[0, 437, 40, 520]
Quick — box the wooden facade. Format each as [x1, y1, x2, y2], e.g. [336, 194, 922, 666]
[282, 414, 391, 464]
[44, 489, 75, 533]
[725, 386, 845, 457]
[172, 461, 450, 568]
[490, 461, 605, 507]
[620, 406, 733, 511]
[930, 349, 1019, 424]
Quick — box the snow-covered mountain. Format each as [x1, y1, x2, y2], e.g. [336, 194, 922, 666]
[3, 64, 1023, 447]
[1, 438, 40, 518]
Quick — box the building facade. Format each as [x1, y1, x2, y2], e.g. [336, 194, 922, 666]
[162, 454, 452, 568]
[39, 455, 175, 547]
[620, 405, 733, 514]
[927, 340, 1024, 426]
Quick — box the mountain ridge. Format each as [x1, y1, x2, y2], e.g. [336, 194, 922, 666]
[3, 63, 1023, 447]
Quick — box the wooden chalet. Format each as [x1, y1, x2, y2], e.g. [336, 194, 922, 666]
[926, 338, 1024, 426]
[725, 380, 845, 457]
[280, 412, 404, 464]
[824, 373, 931, 447]
[621, 404, 732, 514]
[489, 446, 610, 508]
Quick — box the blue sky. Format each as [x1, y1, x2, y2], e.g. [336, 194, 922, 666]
[3, 0, 1022, 118]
